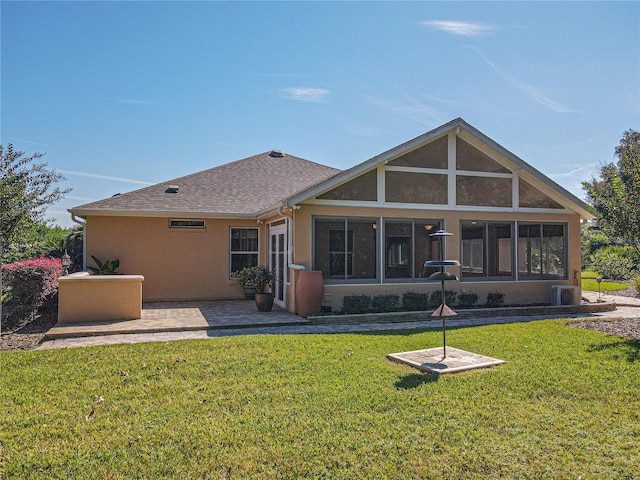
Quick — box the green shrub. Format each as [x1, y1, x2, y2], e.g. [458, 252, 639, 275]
[590, 251, 635, 280]
[372, 294, 400, 313]
[429, 290, 457, 308]
[457, 292, 479, 308]
[486, 292, 505, 308]
[87, 255, 120, 275]
[634, 276, 640, 295]
[342, 295, 372, 314]
[401, 292, 430, 311]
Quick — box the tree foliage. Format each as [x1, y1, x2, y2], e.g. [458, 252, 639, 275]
[0, 144, 70, 261]
[583, 130, 640, 260]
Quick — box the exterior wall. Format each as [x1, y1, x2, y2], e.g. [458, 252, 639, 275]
[84, 216, 266, 301]
[58, 272, 143, 322]
[292, 204, 582, 313]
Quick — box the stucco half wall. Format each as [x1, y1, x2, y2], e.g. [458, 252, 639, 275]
[84, 216, 265, 301]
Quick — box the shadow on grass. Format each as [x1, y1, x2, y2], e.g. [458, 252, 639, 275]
[395, 372, 439, 389]
[587, 338, 640, 363]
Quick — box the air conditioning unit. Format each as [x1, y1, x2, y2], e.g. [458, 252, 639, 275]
[551, 285, 581, 306]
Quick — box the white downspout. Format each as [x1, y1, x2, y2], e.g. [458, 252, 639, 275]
[71, 213, 87, 271]
[278, 205, 306, 271]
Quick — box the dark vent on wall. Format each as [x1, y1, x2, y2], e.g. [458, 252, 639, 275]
[269, 150, 285, 158]
[165, 185, 179, 194]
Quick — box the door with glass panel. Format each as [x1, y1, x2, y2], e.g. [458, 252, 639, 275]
[269, 224, 287, 307]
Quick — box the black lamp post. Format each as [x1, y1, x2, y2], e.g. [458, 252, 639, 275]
[61, 250, 71, 276]
[424, 230, 460, 358]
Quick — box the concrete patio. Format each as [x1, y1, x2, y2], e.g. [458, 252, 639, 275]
[37, 293, 640, 350]
[45, 300, 309, 339]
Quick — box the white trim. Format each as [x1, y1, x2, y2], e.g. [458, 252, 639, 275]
[448, 130, 456, 208]
[455, 170, 513, 178]
[384, 166, 447, 175]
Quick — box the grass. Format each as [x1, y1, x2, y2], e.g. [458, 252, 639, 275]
[2, 321, 639, 479]
[582, 270, 629, 292]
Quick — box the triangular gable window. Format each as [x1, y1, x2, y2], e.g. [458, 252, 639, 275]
[387, 135, 447, 169]
[519, 179, 564, 209]
[456, 137, 510, 173]
[317, 169, 377, 201]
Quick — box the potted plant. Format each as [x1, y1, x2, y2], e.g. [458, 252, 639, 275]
[231, 266, 261, 299]
[253, 266, 275, 312]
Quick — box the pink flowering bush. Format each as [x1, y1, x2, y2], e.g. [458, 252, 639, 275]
[1, 256, 63, 325]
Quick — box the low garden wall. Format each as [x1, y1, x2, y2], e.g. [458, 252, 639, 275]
[58, 272, 144, 323]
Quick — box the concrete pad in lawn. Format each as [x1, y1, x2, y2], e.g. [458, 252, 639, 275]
[387, 346, 505, 374]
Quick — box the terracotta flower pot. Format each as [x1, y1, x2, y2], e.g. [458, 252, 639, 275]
[255, 293, 274, 312]
[296, 270, 324, 317]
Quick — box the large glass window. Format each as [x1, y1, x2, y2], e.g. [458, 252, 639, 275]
[518, 223, 567, 278]
[456, 138, 510, 173]
[314, 218, 377, 281]
[385, 172, 448, 204]
[461, 222, 513, 279]
[457, 176, 512, 207]
[230, 228, 259, 274]
[519, 179, 564, 209]
[317, 170, 377, 201]
[384, 220, 441, 280]
[387, 135, 448, 169]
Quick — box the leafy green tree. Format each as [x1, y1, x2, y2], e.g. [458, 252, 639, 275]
[583, 130, 640, 260]
[0, 144, 70, 262]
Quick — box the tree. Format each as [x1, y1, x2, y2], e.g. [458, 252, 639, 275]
[583, 130, 640, 260]
[0, 144, 70, 262]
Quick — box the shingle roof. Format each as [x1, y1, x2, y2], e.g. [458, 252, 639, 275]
[70, 151, 341, 217]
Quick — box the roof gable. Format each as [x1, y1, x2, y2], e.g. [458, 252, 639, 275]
[286, 118, 593, 219]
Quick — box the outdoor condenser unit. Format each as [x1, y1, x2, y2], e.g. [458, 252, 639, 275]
[551, 285, 581, 306]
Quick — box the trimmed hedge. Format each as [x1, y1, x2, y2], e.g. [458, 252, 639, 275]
[1, 256, 62, 324]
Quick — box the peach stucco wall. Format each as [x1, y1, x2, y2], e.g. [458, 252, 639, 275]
[291, 204, 583, 312]
[85, 216, 264, 301]
[58, 272, 143, 322]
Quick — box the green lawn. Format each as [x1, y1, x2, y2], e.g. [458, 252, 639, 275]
[582, 271, 629, 292]
[2, 321, 639, 479]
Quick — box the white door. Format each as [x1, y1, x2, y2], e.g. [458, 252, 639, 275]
[269, 224, 287, 307]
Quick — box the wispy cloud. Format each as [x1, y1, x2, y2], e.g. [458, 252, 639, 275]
[9, 138, 52, 148]
[59, 170, 153, 185]
[281, 87, 331, 103]
[548, 164, 596, 179]
[363, 92, 445, 127]
[470, 47, 574, 113]
[422, 20, 495, 37]
[65, 195, 97, 202]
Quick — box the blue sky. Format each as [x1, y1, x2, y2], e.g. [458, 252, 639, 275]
[2, 1, 638, 228]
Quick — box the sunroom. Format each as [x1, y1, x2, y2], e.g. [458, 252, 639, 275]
[286, 119, 591, 310]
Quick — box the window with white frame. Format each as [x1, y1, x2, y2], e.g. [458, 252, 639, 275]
[230, 228, 259, 275]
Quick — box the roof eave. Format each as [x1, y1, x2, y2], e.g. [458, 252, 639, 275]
[67, 208, 259, 220]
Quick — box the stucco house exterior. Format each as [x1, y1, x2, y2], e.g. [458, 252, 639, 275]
[69, 118, 594, 314]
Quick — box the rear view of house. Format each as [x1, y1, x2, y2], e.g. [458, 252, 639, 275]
[70, 118, 593, 314]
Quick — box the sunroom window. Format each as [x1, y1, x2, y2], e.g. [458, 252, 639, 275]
[314, 218, 377, 281]
[317, 169, 377, 201]
[518, 223, 567, 279]
[461, 221, 513, 280]
[384, 220, 441, 280]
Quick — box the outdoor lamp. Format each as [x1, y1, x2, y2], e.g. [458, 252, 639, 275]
[61, 250, 71, 276]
